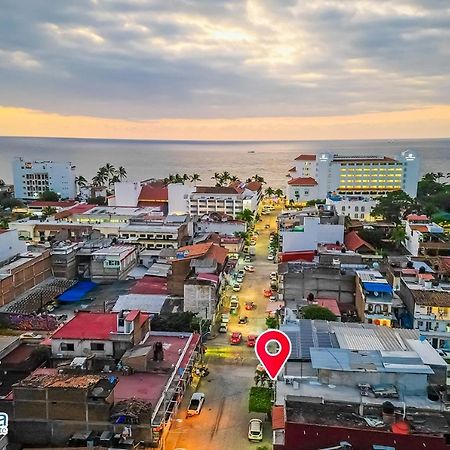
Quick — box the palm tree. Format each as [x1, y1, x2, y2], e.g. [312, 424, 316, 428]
[265, 187, 275, 197]
[221, 171, 231, 183]
[93, 167, 108, 186]
[42, 206, 57, 217]
[237, 208, 254, 224]
[229, 175, 239, 182]
[75, 175, 88, 188]
[274, 188, 284, 198]
[190, 173, 201, 183]
[117, 166, 127, 180]
[436, 172, 444, 182]
[103, 163, 116, 178]
[390, 226, 407, 249]
[211, 172, 221, 183]
[252, 174, 266, 184]
[182, 173, 190, 182]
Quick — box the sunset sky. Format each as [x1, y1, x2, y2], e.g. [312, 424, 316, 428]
[1, 0, 449, 140]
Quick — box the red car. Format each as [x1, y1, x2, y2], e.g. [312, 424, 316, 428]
[247, 335, 257, 347]
[263, 289, 272, 298]
[245, 301, 255, 310]
[230, 332, 242, 345]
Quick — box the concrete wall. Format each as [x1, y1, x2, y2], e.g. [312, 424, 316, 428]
[184, 282, 216, 319]
[51, 338, 114, 358]
[112, 181, 141, 207]
[168, 183, 195, 215]
[0, 229, 27, 264]
[283, 267, 355, 305]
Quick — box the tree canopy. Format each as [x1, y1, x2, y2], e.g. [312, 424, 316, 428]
[39, 190, 60, 201]
[301, 305, 337, 321]
[371, 190, 417, 223]
[249, 386, 273, 414]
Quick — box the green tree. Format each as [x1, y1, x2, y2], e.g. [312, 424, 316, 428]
[390, 225, 407, 249]
[190, 173, 201, 183]
[274, 188, 284, 198]
[371, 190, 417, 223]
[117, 166, 127, 181]
[151, 312, 198, 332]
[39, 190, 60, 201]
[75, 175, 88, 189]
[305, 198, 326, 206]
[249, 387, 273, 414]
[42, 206, 57, 217]
[0, 198, 24, 209]
[301, 305, 337, 321]
[265, 187, 275, 197]
[237, 208, 254, 224]
[252, 174, 266, 184]
[266, 316, 278, 329]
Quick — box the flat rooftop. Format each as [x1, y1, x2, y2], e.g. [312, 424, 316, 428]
[285, 399, 449, 436]
[16, 371, 105, 389]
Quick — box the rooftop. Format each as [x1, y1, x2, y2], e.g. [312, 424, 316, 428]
[409, 289, 450, 307]
[130, 276, 168, 295]
[16, 372, 106, 390]
[138, 182, 168, 203]
[294, 154, 316, 161]
[345, 231, 375, 253]
[113, 294, 167, 314]
[92, 245, 136, 257]
[51, 311, 118, 340]
[287, 177, 318, 186]
[195, 186, 241, 195]
[285, 399, 449, 436]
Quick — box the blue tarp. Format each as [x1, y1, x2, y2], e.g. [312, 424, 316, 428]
[362, 282, 393, 293]
[58, 281, 97, 302]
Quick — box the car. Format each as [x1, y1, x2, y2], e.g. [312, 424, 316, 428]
[237, 269, 245, 276]
[230, 298, 240, 315]
[253, 230, 259, 236]
[263, 289, 273, 298]
[243, 246, 249, 254]
[267, 254, 274, 261]
[244, 255, 252, 263]
[238, 316, 248, 324]
[250, 240, 257, 246]
[270, 271, 277, 279]
[264, 224, 270, 229]
[233, 283, 241, 292]
[236, 276, 244, 284]
[245, 301, 255, 310]
[221, 313, 230, 324]
[231, 295, 239, 302]
[187, 392, 205, 417]
[244, 265, 255, 272]
[230, 332, 242, 345]
[270, 281, 278, 290]
[19, 332, 43, 339]
[269, 294, 277, 302]
[261, 211, 269, 215]
[247, 335, 257, 347]
[248, 418, 263, 441]
[219, 323, 228, 333]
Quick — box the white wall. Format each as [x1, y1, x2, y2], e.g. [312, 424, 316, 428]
[0, 229, 27, 263]
[286, 184, 319, 203]
[113, 182, 141, 207]
[281, 217, 344, 252]
[51, 338, 114, 358]
[184, 283, 216, 319]
[404, 222, 421, 256]
[326, 197, 376, 221]
[195, 220, 246, 235]
[168, 183, 195, 215]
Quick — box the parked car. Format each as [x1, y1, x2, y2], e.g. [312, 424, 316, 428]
[245, 301, 255, 310]
[187, 392, 205, 417]
[269, 294, 277, 302]
[263, 289, 273, 298]
[244, 265, 255, 272]
[230, 298, 240, 315]
[238, 316, 248, 324]
[219, 323, 228, 333]
[243, 246, 249, 254]
[270, 271, 277, 280]
[244, 255, 252, 263]
[236, 276, 244, 284]
[230, 332, 242, 345]
[233, 283, 241, 292]
[267, 254, 274, 261]
[238, 269, 245, 276]
[264, 224, 270, 229]
[250, 239, 257, 246]
[248, 419, 263, 441]
[221, 313, 230, 324]
[247, 335, 257, 347]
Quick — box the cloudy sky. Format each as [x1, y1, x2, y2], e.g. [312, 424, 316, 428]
[1, 0, 450, 139]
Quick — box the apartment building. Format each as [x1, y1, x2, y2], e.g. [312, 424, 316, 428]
[12, 157, 76, 200]
[355, 270, 398, 326]
[325, 194, 377, 221]
[287, 150, 420, 203]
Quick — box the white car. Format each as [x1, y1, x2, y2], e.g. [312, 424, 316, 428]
[244, 265, 255, 272]
[267, 254, 274, 261]
[221, 313, 230, 324]
[233, 283, 241, 292]
[250, 240, 257, 246]
[236, 276, 244, 284]
[270, 271, 277, 280]
[187, 392, 205, 417]
[248, 418, 263, 441]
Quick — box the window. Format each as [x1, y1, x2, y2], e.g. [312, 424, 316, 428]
[360, 213, 365, 219]
[90, 342, 105, 351]
[342, 206, 346, 211]
[354, 213, 358, 218]
[418, 321, 423, 327]
[354, 206, 359, 212]
[304, 190, 309, 195]
[361, 206, 365, 212]
[426, 307, 432, 315]
[60, 342, 75, 352]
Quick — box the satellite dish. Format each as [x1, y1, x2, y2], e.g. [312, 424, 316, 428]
[373, 262, 380, 270]
[374, 291, 379, 297]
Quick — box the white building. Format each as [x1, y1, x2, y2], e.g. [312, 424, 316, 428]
[194, 213, 247, 235]
[12, 157, 76, 200]
[325, 194, 377, 221]
[286, 177, 319, 205]
[404, 214, 445, 257]
[0, 229, 27, 264]
[278, 205, 345, 254]
[288, 150, 420, 200]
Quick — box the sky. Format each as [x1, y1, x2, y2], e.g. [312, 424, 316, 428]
[1, 0, 449, 140]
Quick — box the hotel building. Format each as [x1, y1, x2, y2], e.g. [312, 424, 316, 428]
[12, 157, 76, 200]
[287, 150, 420, 205]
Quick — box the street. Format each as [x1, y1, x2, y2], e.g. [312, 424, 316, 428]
[166, 205, 279, 450]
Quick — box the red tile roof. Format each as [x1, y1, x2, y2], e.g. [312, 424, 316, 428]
[55, 203, 97, 219]
[29, 200, 77, 208]
[440, 257, 450, 276]
[131, 276, 168, 295]
[294, 154, 316, 161]
[126, 310, 140, 321]
[196, 186, 241, 194]
[344, 231, 375, 252]
[51, 312, 118, 340]
[287, 177, 318, 186]
[288, 167, 297, 172]
[244, 181, 263, 192]
[138, 183, 168, 202]
[407, 214, 429, 222]
[316, 298, 341, 317]
[410, 225, 429, 233]
[176, 242, 228, 265]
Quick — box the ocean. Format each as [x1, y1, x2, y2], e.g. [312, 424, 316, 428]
[0, 137, 449, 189]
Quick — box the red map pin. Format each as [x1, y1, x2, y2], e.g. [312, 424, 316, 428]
[255, 329, 291, 380]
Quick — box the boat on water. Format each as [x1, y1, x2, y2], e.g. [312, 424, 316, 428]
[248, 150, 255, 153]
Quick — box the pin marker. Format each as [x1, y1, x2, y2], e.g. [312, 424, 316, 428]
[255, 329, 291, 380]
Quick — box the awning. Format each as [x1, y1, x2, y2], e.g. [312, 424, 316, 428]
[362, 282, 393, 293]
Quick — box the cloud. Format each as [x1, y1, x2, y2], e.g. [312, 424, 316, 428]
[0, 0, 449, 121]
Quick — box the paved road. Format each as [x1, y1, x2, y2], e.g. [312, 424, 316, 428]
[165, 205, 280, 450]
